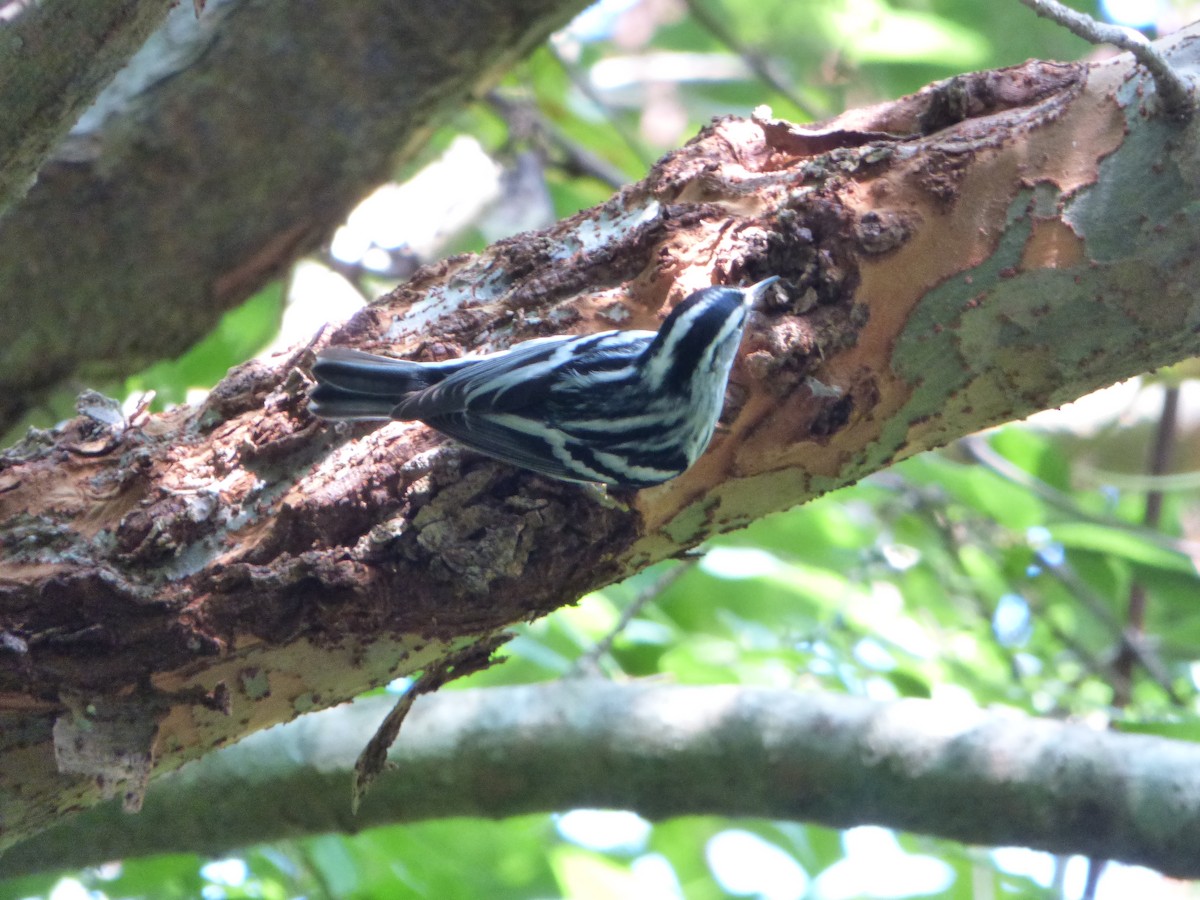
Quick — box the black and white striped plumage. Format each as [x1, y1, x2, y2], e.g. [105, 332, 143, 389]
[309, 277, 780, 487]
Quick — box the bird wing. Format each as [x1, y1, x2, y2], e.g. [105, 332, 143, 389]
[392, 330, 650, 420]
[390, 329, 655, 482]
[421, 410, 593, 482]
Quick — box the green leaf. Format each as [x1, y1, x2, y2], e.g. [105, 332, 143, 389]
[1047, 522, 1196, 575]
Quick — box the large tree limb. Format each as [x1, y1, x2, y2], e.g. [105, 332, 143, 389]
[3, 28, 1200, 850]
[0, 0, 174, 217]
[4, 683, 1199, 878]
[0, 0, 588, 432]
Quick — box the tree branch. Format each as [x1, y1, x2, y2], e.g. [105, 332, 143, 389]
[0, 0, 174, 217]
[5, 28, 1200, 850]
[0, 0, 589, 433]
[1017, 0, 1195, 120]
[4, 683, 1199, 878]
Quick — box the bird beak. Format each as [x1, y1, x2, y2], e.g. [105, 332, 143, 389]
[744, 275, 781, 305]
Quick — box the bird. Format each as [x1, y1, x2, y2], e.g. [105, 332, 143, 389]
[309, 276, 780, 487]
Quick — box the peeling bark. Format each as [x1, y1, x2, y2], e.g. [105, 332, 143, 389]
[4, 29, 1200, 852]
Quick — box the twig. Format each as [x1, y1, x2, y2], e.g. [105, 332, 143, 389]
[1082, 857, 1107, 900]
[961, 434, 1200, 561]
[1082, 383, 1179, 893]
[547, 43, 653, 172]
[1037, 559, 1181, 704]
[1017, 0, 1194, 120]
[962, 435, 1183, 703]
[1074, 466, 1200, 492]
[571, 560, 696, 676]
[352, 634, 509, 812]
[486, 91, 629, 191]
[1114, 385, 1179, 703]
[682, 0, 824, 121]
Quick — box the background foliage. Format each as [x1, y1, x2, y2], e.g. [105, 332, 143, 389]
[8, 0, 1200, 898]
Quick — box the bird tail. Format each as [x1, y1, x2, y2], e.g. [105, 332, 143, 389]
[309, 347, 448, 420]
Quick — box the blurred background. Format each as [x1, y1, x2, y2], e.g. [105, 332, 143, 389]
[7, 0, 1200, 898]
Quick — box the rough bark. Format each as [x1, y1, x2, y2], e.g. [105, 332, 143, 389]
[5, 684, 1199, 879]
[3, 27, 1200, 856]
[0, 0, 588, 433]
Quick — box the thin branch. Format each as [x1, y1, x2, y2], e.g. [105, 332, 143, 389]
[1092, 384, 1183, 888]
[1035, 543, 1183, 705]
[1017, 0, 1194, 120]
[682, 0, 824, 121]
[1074, 467, 1200, 492]
[961, 435, 1200, 561]
[962, 435, 1184, 703]
[352, 634, 509, 811]
[1114, 385, 1179, 703]
[570, 560, 696, 676]
[1082, 858, 1107, 900]
[547, 43, 653, 172]
[487, 91, 630, 191]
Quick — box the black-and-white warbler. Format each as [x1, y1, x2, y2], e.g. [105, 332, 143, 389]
[309, 276, 780, 487]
